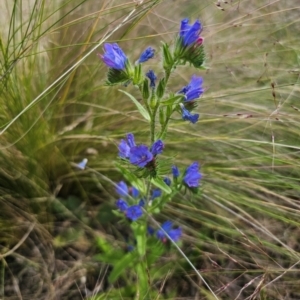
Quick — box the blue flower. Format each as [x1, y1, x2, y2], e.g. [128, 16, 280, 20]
[180, 18, 202, 47]
[151, 189, 161, 200]
[147, 226, 155, 235]
[116, 199, 129, 212]
[127, 245, 135, 252]
[126, 205, 143, 221]
[168, 228, 182, 242]
[76, 158, 88, 170]
[101, 43, 128, 70]
[157, 221, 182, 242]
[138, 47, 155, 63]
[172, 165, 180, 178]
[184, 162, 202, 188]
[127, 133, 136, 148]
[119, 139, 130, 158]
[131, 186, 139, 198]
[163, 177, 171, 186]
[119, 133, 163, 168]
[179, 76, 204, 102]
[180, 103, 199, 124]
[146, 70, 157, 88]
[116, 181, 128, 197]
[150, 140, 164, 156]
[118, 133, 136, 158]
[129, 145, 153, 167]
[138, 199, 145, 207]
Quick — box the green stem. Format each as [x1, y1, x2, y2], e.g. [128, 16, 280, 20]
[150, 109, 156, 145]
[159, 116, 170, 139]
[164, 68, 171, 84]
[136, 260, 150, 300]
[145, 180, 152, 204]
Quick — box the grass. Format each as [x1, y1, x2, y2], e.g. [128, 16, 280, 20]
[0, 0, 300, 299]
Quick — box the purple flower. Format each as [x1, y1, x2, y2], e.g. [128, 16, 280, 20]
[168, 228, 182, 242]
[180, 104, 199, 124]
[125, 205, 143, 221]
[129, 145, 153, 167]
[119, 139, 130, 158]
[76, 158, 88, 170]
[150, 140, 164, 156]
[131, 186, 139, 198]
[100, 43, 127, 70]
[179, 75, 204, 102]
[138, 199, 145, 207]
[118, 133, 163, 168]
[138, 47, 155, 63]
[184, 162, 202, 188]
[157, 221, 182, 242]
[172, 165, 180, 178]
[146, 70, 157, 88]
[118, 133, 136, 158]
[127, 133, 136, 148]
[151, 189, 161, 200]
[147, 226, 155, 235]
[157, 220, 172, 236]
[116, 181, 128, 197]
[116, 199, 129, 212]
[127, 245, 135, 252]
[163, 177, 171, 186]
[180, 19, 203, 47]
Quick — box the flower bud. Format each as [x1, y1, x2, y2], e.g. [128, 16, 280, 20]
[156, 78, 165, 99]
[149, 94, 157, 109]
[142, 78, 149, 100]
[162, 43, 173, 70]
[133, 63, 142, 85]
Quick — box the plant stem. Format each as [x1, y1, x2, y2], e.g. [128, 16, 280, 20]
[150, 109, 156, 145]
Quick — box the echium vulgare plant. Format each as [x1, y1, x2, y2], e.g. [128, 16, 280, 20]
[95, 18, 211, 299]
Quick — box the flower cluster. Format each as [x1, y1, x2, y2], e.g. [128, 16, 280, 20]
[148, 221, 182, 243]
[172, 162, 202, 189]
[119, 133, 164, 168]
[99, 43, 155, 85]
[179, 75, 204, 103]
[174, 18, 205, 69]
[180, 19, 203, 47]
[115, 181, 144, 221]
[178, 75, 204, 124]
[100, 18, 207, 255]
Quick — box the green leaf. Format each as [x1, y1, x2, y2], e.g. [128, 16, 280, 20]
[146, 239, 165, 266]
[160, 95, 183, 106]
[162, 42, 173, 69]
[108, 252, 137, 283]
[136, 261, 149, 298]
[115, 162, 146, 193]
[96, 236, 113, 253]
[156, 78, 165, 98]
[93, 251, 124, 264]
[151, 177, 172, 194]
[119, 89, 150, 121]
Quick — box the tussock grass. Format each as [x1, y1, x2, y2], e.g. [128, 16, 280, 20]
[0, 0, 300, 299]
